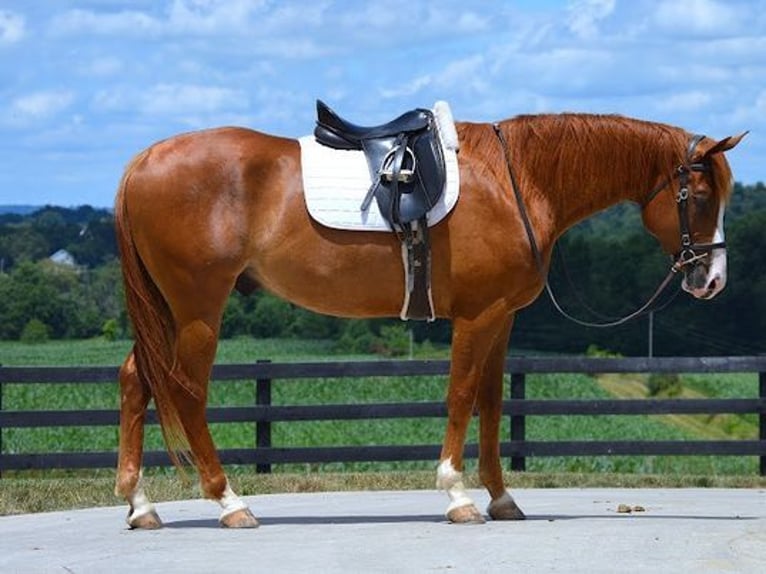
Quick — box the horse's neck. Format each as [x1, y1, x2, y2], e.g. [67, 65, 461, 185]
[507, 115, 683, 234]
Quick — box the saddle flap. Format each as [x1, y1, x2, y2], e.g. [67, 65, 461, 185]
[364, 130, 446, 226]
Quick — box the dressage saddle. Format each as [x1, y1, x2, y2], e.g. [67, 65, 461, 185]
[314, 100, 446, 230]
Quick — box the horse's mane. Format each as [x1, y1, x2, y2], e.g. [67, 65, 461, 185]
[460, 113, 732, 205]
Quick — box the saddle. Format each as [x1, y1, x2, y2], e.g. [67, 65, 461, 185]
[314, 100, 447, 230]
[314, 100, 451, 320]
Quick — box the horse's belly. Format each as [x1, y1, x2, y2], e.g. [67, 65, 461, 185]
[252, 237, 409, 319]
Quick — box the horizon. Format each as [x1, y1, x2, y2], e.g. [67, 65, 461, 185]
[1, 1, 764, 208]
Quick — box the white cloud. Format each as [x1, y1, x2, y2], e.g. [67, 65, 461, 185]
[455, 11, 490, 33]
[380, 75, 433, 99]
[6, 91, 75, 125]
[166, 0, 265, 34]
[78, 57, 124, 77]
[142, 83, 248, 115]
[654, 0, 742, 35]
[656, 90, 713, 112]
[0, 10, 25, 44]
[50, 8, 160, 36]
[49, 0, 318, 39]
[567, 0, 616, 39]
[94, 83, 248, 120]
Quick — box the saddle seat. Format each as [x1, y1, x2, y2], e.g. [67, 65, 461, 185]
[315, 100, 430, 150]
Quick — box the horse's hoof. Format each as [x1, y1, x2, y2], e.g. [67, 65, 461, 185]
[447, 504, 486, 525]
[127, 509, 163, 530]
[220, 508, 260, 529]
[487, 492, 526, 521]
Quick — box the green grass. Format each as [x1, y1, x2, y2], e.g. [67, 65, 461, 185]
[0, 338, 762, 480]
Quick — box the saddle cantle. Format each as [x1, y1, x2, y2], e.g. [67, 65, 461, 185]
[312, 100, 457, 322]
[314, 100, 447, 230]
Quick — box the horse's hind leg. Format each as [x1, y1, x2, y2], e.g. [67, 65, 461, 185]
[115, 351, 162, 529]
[170, 310, 259, 528]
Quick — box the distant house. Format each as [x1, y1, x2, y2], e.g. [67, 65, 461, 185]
[49, 249, 77, 267]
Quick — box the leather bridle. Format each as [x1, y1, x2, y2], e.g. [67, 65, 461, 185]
[492, 124, 724, 328]
[642, 133, 725, 274]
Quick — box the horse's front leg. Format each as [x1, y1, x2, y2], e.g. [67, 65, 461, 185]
[437, 307, 512, 524]
[477, 314, 526, 521]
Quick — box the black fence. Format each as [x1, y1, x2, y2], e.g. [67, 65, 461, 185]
[1, 356, 765, 475]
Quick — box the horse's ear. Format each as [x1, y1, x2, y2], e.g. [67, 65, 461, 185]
[704, 131, 748, 158]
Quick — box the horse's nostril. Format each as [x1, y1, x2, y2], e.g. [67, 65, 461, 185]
[705, 275, 724, 297]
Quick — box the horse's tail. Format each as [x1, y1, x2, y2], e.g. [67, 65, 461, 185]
[114, 151, 191, 469]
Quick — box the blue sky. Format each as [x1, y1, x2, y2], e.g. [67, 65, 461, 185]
[0, 0, 763, 207]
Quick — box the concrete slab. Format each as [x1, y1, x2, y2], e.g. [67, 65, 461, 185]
[1, 488, 764, 573]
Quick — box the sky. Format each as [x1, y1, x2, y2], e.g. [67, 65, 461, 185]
[0, 0, 764, 208]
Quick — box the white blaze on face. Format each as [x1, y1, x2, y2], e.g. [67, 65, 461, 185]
[684, 201, 727, 299]
[709, 203, 728, 289]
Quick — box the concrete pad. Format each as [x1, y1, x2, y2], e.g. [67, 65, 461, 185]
[1, 488, 764, 573]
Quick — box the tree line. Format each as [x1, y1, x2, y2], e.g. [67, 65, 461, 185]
[1, 182, 765, 356]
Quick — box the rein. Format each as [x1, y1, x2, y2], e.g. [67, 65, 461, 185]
[492, 123, 715, 328]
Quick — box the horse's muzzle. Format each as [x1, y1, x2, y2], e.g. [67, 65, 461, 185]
[681, 250, 726, 300]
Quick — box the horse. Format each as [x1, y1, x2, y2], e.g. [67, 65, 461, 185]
[113, 109, 745, 529]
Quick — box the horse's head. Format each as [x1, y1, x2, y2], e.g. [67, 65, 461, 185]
[641, 132, 747, 300]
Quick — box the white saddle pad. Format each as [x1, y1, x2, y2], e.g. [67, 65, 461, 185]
[299, 102, 460, 232]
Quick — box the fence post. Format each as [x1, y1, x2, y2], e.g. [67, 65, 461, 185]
[0, 366, 3, 479]
[256, 360, 272, 474]
[510, 372, 526, 471]
[760, 371, 765, 477]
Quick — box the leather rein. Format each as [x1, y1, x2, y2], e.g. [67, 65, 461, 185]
[492, 123, 720, 328]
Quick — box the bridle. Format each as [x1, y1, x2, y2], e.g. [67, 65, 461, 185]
[642, 133, 724, 273]
[492, 124, 723, 328]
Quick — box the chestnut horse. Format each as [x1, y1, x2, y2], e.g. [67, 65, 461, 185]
[114, 111, 744, 528]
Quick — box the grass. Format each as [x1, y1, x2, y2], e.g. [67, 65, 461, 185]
[1, 337, 764, 516]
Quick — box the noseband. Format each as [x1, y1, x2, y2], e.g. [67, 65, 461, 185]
[642, 134, 725, 273]
[493, 125, 724, 328]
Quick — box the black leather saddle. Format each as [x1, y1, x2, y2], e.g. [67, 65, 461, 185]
[313, 100, 446, 230]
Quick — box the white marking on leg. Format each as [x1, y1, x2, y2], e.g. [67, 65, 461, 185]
[126, 473, 157, 524]
[436, 458, 475, 513]
[218, 481, 248, 519]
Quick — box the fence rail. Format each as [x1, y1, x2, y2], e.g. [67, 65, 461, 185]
[1, 356, 765, 475]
